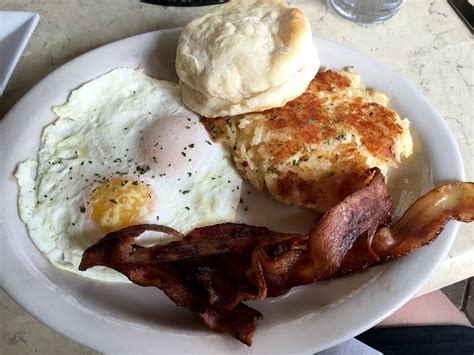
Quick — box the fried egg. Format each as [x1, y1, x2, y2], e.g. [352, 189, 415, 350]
[16, 68, 242, 282]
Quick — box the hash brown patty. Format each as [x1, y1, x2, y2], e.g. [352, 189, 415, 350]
[202, 68, 412, 211]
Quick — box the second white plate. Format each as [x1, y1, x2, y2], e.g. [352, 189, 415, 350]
[0, 10, 39, 95]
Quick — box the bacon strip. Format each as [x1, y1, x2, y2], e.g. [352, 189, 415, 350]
[136, 223, 296, 263]
[335, 182, 474, 276]
[79, 224, 266, 345]
[252, 170, 391, 296]
[125, 263, 262, 345]
[78, 225, 184, 269]
[79, 173, 474, 346]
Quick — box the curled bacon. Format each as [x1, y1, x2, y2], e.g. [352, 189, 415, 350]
[335, 181, 474, 276]
[79, 223, 283, 345]
[79, 172, 474, 345]
[253, 170, 391, 296]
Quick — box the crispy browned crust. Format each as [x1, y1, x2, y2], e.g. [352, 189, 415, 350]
[273, 151, 373, 209]
[205, 70, 401, 161]
[202, 69, 407, 211]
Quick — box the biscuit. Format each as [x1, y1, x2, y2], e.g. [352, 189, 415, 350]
[176, 0, 320, 117]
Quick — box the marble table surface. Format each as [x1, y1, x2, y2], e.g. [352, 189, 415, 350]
[1, 0, 472, 353]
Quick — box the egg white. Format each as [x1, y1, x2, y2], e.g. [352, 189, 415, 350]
[16, 68, 242, 282]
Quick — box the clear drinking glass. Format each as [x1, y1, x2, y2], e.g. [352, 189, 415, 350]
[328, 0, 402, 23]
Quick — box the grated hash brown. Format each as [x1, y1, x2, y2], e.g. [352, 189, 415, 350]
[202, 68, 412, 211]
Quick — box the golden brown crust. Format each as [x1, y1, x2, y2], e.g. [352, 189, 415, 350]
[311, 70, 352, 92]
[261, 71, 401, 162]
[202, 69, 412, 211]
[271, 151, 373, 209]
[277, 7, 310, 48]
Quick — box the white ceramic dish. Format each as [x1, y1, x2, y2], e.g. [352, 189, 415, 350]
[0, 10, 39, 96]
[0, 28, 464, 353]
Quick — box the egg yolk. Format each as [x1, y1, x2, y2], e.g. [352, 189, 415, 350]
[89, 178, 154, 234]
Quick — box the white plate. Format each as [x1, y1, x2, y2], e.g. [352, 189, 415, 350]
[0, 28, 464, 353]
[0, 11, 39, 96]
